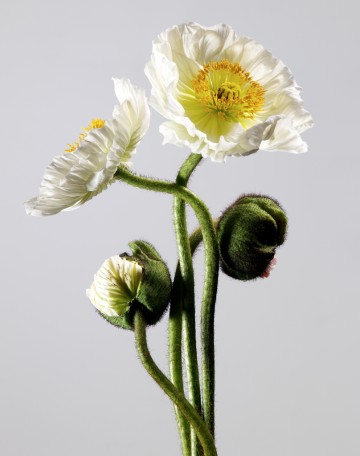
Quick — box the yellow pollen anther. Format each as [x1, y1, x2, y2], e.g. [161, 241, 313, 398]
[191, 59, 265, 123]
[65, 118, 106, 153]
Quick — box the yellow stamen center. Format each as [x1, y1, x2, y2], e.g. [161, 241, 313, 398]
[191, 59, 265, 123]
[65, 118, 106, 153]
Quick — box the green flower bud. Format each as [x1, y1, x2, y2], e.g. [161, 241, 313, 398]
[217, 194, 287, 281]
[87, 241, 171, 329]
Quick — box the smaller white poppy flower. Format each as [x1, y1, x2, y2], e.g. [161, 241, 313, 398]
[145, 23, 313, 162]
[87, 255, 143, 318]
[25, 79, 150, 216]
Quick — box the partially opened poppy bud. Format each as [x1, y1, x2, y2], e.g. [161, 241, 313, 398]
[217, 195, 287, 280]
[87, 241, 171, 329]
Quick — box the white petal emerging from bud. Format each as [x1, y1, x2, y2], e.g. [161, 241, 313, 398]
[87, 256, 143, 317]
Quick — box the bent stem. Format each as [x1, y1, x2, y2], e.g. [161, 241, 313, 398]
[134, 310, 217, 456]
[172, 153, 202, 455]
[115, 165, 219, 438]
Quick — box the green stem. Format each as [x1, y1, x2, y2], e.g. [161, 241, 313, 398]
[169, 270, 191, 456]
[173, 154, 202, 456]
[174, 219, 219, 442]
[115, 165, 219, 437]
[174, 220, 218, 279]
[134, 311, 217, 456]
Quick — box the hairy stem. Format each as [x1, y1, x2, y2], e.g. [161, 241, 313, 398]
[134, 311, 217, 456]
[172, 153, 202, 455]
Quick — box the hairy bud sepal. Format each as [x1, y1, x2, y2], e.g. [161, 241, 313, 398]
[128, 240, 172, 326]
[217, 195, 287, 280]
[87, 241, 171, 329]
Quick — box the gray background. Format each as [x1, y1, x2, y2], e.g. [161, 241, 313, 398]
[1, 0, 359, 455]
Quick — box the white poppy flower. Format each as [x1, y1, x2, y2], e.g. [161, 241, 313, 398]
[25, 78, 150, 216]
[145, 23, 313, 162]
[87, 256, 143, 317]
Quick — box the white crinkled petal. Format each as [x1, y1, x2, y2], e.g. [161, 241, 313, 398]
[260, 117, 309, 153]
[153, 23, 238, 67]
[112, 78, 150, 156]
[145, 53, 184, 119]
[261, 90, 314, 134]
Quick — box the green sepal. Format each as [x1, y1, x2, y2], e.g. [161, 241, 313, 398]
[100, 307, 134, 331]
[128, 240, 172, 326]
[237, 195, 287, 245]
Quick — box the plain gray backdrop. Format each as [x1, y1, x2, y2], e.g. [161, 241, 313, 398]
[1, 0, 359, 455]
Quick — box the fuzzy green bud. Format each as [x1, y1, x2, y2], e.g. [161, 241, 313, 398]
[87, 241, 171, 329]
[217, 195, 287, 280]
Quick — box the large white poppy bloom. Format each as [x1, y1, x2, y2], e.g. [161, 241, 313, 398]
[25, 79, 150, 216]
[87, 255, 143, 317]
[145, 23, 313, 162]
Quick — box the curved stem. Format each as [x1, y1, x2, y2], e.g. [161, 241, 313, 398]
[134, 311, 217, 456]
[173, 153, 202, 456]
[115, 165, 219, 437]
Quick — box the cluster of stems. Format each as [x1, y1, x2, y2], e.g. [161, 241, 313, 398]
[115, 154, 220, 456]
